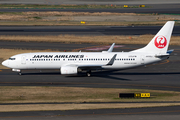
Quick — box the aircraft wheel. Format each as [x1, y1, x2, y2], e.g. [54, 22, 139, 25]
[19, 72, 22, 76]
[87, 73, 91, 77]
[86, 70, 91, 77]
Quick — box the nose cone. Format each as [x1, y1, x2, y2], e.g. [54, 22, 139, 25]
[2, 60, 8, 67]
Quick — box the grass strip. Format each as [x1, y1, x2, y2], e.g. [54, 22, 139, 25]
[0, 11, 179, 26]
[1, 103, 180, 112]
[0, 86, 179, 112]
[0, 35, 179, 45]
[0, 86, 179, 103]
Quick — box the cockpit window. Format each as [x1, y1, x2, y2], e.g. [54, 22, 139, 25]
[9, 58, 16, 60]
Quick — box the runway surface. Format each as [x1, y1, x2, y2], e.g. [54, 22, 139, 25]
[1, 7, 180, 14]
[0, 106, 180, 120]
[0, 43, 180, 119]
[1, 43, 180, 91]
[0, 26, 180, 36]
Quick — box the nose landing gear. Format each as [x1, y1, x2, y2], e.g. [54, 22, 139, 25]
[12, 69, 22, 76]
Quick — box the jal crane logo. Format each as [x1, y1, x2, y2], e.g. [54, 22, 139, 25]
[154, 35, 167, 49]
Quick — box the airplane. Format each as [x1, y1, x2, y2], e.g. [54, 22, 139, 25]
[2, 21, 175, 76]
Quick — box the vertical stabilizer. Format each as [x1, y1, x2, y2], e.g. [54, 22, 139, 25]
[131, 21, 175, 54]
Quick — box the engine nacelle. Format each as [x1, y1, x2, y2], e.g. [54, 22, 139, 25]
[60, 66, 78, 74]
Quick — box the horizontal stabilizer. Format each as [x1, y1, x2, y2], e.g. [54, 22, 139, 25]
[155, 49, 174, 58]
[167, 49, 174, 54]
[155, 54, 170, 57]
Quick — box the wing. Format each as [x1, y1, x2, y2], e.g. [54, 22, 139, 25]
[63, 54, 117, 70]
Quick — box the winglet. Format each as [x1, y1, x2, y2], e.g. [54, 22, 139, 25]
[106, 54, 117, 65]
[107, 43, 115, 52]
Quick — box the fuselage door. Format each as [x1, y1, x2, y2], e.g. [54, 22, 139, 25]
[21, 55, 26, 64]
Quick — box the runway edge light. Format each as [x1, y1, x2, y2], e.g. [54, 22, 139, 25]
[139, 5, 145, 7]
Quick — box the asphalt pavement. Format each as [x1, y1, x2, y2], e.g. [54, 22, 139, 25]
[0, 26, 180, 36]
[0, 106, 180, 120]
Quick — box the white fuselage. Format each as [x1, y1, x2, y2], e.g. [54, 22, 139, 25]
[2, 52, 164, 70]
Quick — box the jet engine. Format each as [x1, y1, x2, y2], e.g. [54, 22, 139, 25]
[60, 66, 78, 74]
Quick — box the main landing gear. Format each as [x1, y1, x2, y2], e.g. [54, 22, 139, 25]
[86, 70, 91, 77]
[18, 72, 22, 76]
